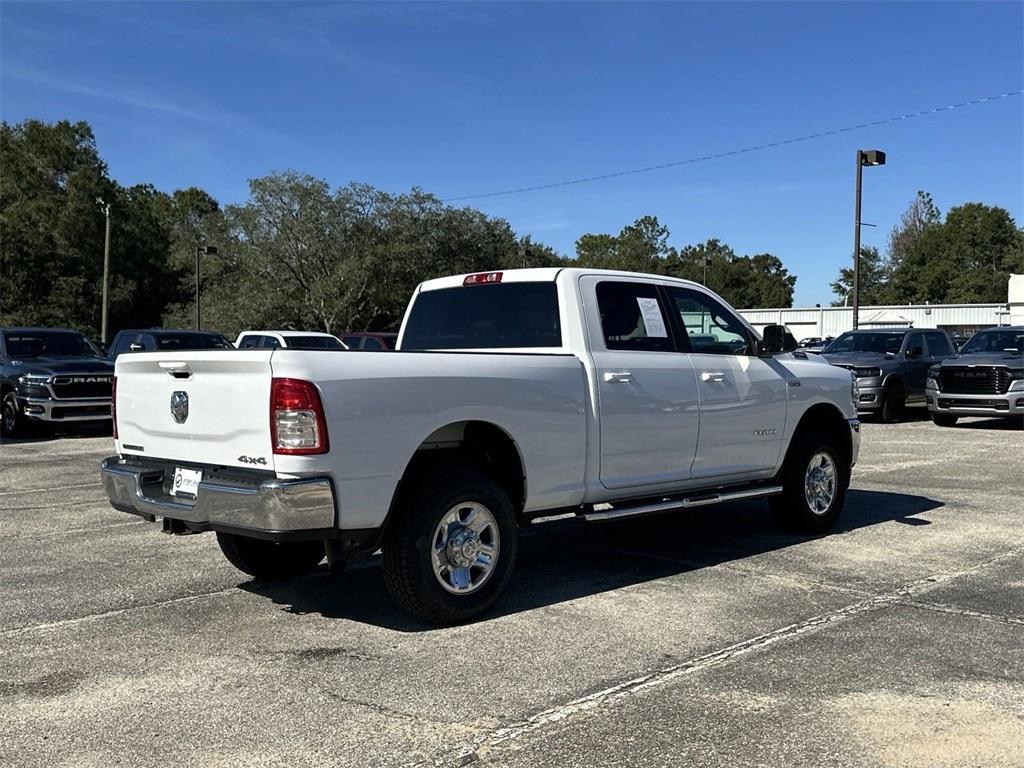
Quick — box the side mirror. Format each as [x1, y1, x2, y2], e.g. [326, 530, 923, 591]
[761, 324, 796, 356]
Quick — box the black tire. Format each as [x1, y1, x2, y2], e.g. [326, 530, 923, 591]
[382, 467, 518, 626]
[880, 383, 906, 423]
[1, 391, 24, 440]
[216, 532, 325, 580]
[770, 429, 849, 534]
[931, 413, 958, 427]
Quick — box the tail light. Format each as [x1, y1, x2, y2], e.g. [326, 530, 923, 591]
[111, 376, 118, 439]
[270, 378, 329, 455]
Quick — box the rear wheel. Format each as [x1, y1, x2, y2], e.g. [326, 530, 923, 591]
[383, 467, 518, 625]
[931, 413, 958, 427]
[880, 384, 906, 423]
[770, 430, 848, 534]
[216, 532, 325, 580]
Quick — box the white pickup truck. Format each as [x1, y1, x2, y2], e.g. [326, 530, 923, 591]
[101, 268, 860, 624]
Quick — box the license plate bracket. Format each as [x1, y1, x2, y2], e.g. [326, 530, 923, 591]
[171, 466, 203, 498]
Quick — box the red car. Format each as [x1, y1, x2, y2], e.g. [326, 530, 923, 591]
[341, 332, 398, 351]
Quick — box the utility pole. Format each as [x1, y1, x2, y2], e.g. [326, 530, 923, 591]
[97, 198, 112, 344]
[852, 149, 886, 330]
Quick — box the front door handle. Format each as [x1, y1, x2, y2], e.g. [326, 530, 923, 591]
[603, 371, 633, 383]
[701, 371, 727, 383]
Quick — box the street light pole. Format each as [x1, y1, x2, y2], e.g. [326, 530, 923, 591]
[852, 149, 886, 330]
[97, 199, 112, 344]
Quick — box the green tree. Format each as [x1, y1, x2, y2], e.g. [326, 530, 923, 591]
[888, 203, 1024, 304]
[1, 119, 210, 338]
[830, 246, 888, 306]
[887, 190, 940, 279]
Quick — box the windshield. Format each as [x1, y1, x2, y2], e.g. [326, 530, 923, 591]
[155, 333, 232, 350]
[3, 331, 102, 358]
[959, 329, 1024, 355]
[285, 336, 344, 349]
[825, 332, 903, 355]
[402, 282, 562, 350]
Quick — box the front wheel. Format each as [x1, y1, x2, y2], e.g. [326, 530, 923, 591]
[216, 532, 325, 580]
[770, 430, 849, 534]
[931, 413, 958, 427]
[1, 391, 24, 439]
[880, 384, 906, 423]
[383, 467, 518, 625]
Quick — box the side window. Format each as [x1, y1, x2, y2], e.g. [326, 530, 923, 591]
[665, 287, 751, 355]
[362, 337, 383, 351]
[261, 336, 281, 349]
[342, 336, 363, 349]
[595, 281, 674, 352]
[239, 335, 261, 349]
[927, 332, 951, 356]
[905, 332, 925, 357]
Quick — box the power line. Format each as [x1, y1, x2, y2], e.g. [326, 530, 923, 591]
[443, 89, 1023, 202]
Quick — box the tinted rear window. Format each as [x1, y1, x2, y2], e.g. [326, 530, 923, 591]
[286, 336, 344, 349]
[402, 282, 561, 350]
[155, 333, 232, 350]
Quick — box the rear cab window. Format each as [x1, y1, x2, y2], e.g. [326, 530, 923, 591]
[402, 282, 562, 350]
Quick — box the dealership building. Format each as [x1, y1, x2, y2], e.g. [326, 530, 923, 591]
[739, 274, 1024, 342]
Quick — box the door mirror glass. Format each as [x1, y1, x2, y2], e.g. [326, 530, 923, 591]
[761, 324, 796, 355]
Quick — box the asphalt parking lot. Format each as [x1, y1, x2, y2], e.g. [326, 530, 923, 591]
[1, 415, 1022, 767]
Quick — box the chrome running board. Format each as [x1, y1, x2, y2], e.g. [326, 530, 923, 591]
[583, 485, 784, 522]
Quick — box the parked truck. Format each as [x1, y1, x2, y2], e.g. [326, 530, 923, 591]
[101, 269, 860, 624]
[1, 327, 114, 438]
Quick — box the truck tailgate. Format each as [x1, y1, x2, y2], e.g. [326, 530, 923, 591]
[114, 351, 275, 469]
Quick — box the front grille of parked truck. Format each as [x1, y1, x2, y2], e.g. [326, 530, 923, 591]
[938, 366, 1011, 395]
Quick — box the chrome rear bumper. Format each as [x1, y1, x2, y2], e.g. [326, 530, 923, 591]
[100, 456, 336, 535]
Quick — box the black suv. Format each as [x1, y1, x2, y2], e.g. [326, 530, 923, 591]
[926, 326, 1024, 427]
[1, 327, 114, 438]
[108, 329, 233, 360]
[822, 328, 956, 422]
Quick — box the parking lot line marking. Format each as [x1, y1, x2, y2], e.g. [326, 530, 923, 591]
[0, 482, 101, 496]
[0, 587, 239, 638]
[896, 599, 1024, 627]
[418, 545, 1024, 768]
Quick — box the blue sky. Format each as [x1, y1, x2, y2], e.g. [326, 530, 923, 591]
[2, 1, 1022, 306]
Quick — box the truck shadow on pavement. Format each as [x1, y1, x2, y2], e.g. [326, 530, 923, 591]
[241, 488, 943, 632]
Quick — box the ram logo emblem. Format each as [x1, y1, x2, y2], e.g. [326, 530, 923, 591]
[169, 391, 189, 424]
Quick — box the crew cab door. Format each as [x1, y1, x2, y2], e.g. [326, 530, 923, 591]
[581, 277, 700, 490]
[662, 286, 789, 478]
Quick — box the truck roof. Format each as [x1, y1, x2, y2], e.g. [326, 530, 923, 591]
[237, 330, 338, 338]
[417, 267, 707, 292]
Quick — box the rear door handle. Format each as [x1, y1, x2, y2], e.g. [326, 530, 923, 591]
[603, 371, 633, 383]
[701, 371, 727, 383]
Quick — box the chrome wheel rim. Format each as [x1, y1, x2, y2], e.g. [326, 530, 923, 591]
[804, 452, 837, 515]
[431, 502, 500, 595]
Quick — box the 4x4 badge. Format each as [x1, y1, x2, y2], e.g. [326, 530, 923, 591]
[170, 391, 189, 424]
